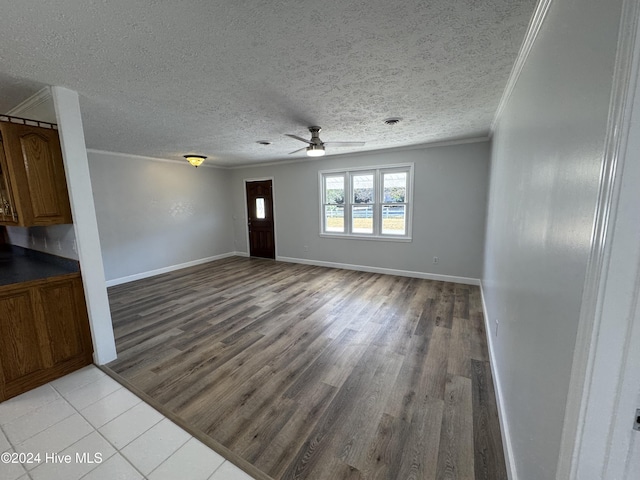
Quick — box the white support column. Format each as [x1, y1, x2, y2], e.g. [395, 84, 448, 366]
[51, 86, 117, 364]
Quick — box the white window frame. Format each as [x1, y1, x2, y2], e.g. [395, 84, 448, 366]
[319, 163, 414, 242]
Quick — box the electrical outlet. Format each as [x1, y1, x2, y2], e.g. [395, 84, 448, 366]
[433, 256, 439, 265]
[303, 245, 309, 252]
[495, 319, 499, 337]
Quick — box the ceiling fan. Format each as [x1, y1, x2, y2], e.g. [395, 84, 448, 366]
[286, 126, 365, 157]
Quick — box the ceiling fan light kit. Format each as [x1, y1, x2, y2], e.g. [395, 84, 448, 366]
[306, 144, 326, 157]
[285, 126, 365, 157]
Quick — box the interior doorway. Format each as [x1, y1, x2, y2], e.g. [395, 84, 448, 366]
[245, 179, 275, 259]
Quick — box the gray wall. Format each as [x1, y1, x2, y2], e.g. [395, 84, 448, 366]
[482, 0, 623, 478]
[88, 151, 234, 282]
[231, 141, 489, 280]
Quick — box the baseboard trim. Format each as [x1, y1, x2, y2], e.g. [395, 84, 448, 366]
[276, 255, 480, 285]
[479, 282, 518, 480]
[106, 251, 479, 287]
[105, 252, 238, 287]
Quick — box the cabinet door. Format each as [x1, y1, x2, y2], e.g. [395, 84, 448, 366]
[0, 123, 72, 226]
[37, 277, 93, 365]
[0, 275, 93, 401]
[0, 137, 19, 225]
[0, 288, 52, 400]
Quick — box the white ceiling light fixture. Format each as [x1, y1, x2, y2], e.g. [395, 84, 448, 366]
[184, 155, 207, 167]
[306, 144, 326, 157]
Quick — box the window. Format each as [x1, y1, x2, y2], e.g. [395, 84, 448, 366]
[323, 175, 345, 232]
[256, 198, 266, 219]
[320, 163, 413, 240]
[352, 172, 374, 234]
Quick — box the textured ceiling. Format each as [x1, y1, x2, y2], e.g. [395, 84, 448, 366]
[0, 0, 537, 166]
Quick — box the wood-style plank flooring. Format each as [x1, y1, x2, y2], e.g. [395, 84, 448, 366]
[106, 257, 506, 480]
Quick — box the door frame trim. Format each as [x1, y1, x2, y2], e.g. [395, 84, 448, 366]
[558, 0, 640, 477]
[243, 176, 277, 259]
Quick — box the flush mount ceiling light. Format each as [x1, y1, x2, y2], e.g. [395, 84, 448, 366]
[306, 144, 325, 157]
[184, 155, 206, 167]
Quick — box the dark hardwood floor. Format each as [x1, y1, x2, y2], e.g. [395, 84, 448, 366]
[106, 256, 506, 480]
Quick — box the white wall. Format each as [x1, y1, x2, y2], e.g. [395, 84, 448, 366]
[482, 0, 624, 478]
[231, 141, 489, 281]
[5, 224, 77, 259]
[88, 151, 235, 283]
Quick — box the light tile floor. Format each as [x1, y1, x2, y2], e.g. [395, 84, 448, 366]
[0, 365, 256, 480]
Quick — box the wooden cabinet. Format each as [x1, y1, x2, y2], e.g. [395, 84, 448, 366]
[0, 136, 19, 225]
[0, 121, 72, 226]
[0, 273, 93, 401]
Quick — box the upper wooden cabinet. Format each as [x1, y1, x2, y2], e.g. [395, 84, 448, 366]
[0, 121, 72, 226]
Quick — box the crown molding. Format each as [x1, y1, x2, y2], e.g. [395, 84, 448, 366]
[13, 90, 489, 171]
[6, 86, 53, 118]
[490, 0, 554, 135]
[86, 149, 228, 169]
[91, 135, 489, 171]
[229, 135, 491, 170]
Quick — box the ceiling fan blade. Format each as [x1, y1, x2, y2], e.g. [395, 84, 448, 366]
[288, 147, 308, 155]
[285, 134, 311, 144]
[324, 141, 366, 147]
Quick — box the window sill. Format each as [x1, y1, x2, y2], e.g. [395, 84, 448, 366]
[319, 233, 413, 243]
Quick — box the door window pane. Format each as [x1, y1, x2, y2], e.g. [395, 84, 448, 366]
[325, 175, 345, 204]
[383, 172, 407, 203]
[353, 174, 374, 203]
[256, 198, 266, 219]
[382, 205, 406, 235]
[352, 205, 374, 234]
[324, 205, 344, 232]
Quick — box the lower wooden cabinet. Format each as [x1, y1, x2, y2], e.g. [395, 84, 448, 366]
[0, 273, 93, 401]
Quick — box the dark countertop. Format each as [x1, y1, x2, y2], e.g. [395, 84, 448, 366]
[0, 246, 80, 287]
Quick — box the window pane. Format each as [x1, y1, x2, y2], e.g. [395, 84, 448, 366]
[383, 172, 407, 203]
[325, 175, 345, 204]
[325, 205, 344, 232]
[256, 198, 265, 219]
[382, 205, 406, 235]
[352, 205, 374, 233]
[353, 174, 374, 203]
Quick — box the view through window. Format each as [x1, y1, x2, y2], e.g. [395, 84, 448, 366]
[320, 164, 413, 240]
